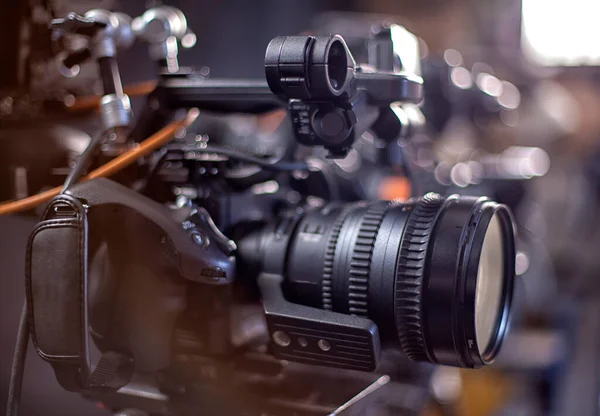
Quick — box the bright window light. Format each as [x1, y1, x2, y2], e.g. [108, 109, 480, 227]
[522, 0, 600, 66]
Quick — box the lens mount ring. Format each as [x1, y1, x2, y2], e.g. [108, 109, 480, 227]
[394, 193, 445, 362]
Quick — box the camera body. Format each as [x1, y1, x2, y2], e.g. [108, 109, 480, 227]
[19, 10, 517, 416]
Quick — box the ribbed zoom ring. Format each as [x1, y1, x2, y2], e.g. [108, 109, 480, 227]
[348, 202, 389, 316]
[322, 205, 358, 310]
[395, 193, 444, 361]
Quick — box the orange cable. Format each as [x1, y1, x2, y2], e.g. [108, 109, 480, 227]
[0, 108, 199, 216]
[66, 80, 158, 112]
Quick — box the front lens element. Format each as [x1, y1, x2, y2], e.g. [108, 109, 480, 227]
[273, 193, 516, 368]
[475, 213, 505, 355]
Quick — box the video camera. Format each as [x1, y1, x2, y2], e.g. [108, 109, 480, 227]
[6, 7, 517, 416]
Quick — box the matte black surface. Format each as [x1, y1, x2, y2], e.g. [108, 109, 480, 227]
[424, 197, 515, 367]
[26, 195, 90, 391]
[265, 35, 356, 101]
[369, 204, 411, 344]
[259, 273, 381, 372]
[0, 216, 107, 416]
[394, 195, 443, 363]
[61, 179, 236, 374]
[264, 33, 422, 158]
[239, 193, 516, 369]
[67, 178, 236, 285]
[157, 77, 283, 114]
[265, 34, 423, 104]
[98, 57, 123, 96]
[286, 205, 345, 309]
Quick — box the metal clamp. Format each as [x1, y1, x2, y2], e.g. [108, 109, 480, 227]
[132, 6, 196, 72]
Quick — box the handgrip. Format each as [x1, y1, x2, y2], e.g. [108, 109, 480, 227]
[67, 178, 236, 284]
[26, 194, 91, 391]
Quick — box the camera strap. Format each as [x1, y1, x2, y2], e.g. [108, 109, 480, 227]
[25, 194, 133, 393]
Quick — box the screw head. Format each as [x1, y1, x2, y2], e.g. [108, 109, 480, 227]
[191, 232, 204, 245]
[273, 331, 291, 347]
[318, 339, 331, 351]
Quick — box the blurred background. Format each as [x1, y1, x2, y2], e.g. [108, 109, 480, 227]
[1, 0, 600, 415]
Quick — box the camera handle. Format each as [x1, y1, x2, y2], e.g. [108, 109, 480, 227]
[25, 193, 133, 392]
[25, 178, 236, 393]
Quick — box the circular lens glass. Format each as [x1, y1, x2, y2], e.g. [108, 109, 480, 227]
[474, 213, 505, 354]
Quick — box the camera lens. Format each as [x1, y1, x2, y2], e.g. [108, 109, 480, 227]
[279, 193, 515, 368]
[475, 213, 504, 355]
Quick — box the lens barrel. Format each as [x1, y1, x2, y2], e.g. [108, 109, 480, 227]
[239, 193, 515, 368]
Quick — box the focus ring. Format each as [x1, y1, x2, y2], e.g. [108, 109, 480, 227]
[322, 204, 358, 310]
[348, 202, 388, 316]
[395, 193, 444, 361]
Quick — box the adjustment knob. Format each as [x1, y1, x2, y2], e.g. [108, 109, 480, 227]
[319, 112, 345, 138]
[311, 108, 356, 145]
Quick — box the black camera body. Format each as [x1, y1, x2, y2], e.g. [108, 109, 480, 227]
[20, 16, 517, 415]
